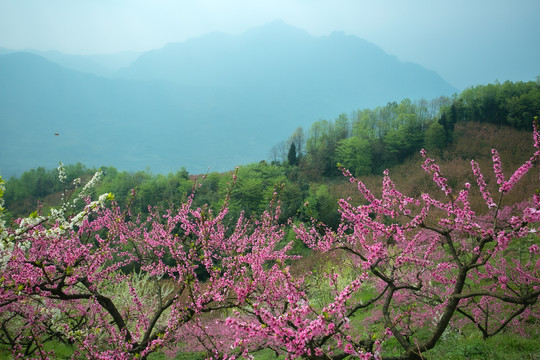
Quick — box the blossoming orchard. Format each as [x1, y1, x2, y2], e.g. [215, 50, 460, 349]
[1, 121, 539, 359]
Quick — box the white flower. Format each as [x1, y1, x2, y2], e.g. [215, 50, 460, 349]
[98, 193, 109, 203]
[57, 162, 67, 184]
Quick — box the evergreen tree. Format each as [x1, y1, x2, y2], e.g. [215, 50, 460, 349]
[287, 142, 298, 166]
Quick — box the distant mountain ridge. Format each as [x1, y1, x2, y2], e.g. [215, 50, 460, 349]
[0, 20, 457, 178]
[117, 20, 455, 106]
[0, 47, 141, 76]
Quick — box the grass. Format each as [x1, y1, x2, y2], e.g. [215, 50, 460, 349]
[0, 341, 75, 359]
[423, 332, 540, 360]
[2, 332, 539, 359]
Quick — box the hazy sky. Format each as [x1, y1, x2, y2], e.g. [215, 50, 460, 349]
[1, 0, 539, 90]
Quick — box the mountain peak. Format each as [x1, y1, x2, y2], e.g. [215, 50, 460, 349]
[118, 21, 455, 97]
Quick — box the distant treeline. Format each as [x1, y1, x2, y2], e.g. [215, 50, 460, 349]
[271, 96, 451, 179]
[3, 79, 540, 228]
[273, 79, 540, 179]
[440, 79, 540, 132]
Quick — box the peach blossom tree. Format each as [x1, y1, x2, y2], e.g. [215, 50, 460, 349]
[223, 121, 540, 359]
[0, 168, 293, 359]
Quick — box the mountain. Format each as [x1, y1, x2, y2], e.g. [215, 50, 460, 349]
[0, 21, 457, 178]
[117, 20, 455, 109]
[0, 48, 141, 77]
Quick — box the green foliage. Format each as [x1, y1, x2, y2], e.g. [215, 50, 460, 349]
[170, 352, 207, 360]
[192, 172, 228, 211]
[287, 142, 298, 166]
[230, 162, 287, 218]
[441, 79, 540, 131]
[335, 137, 372, 176]
[312, 185, 339, 227]
[421, 332, 540, 360]
[3, 163, 95, 217]
[424, 121, 447, 153]
[282, 80, 540, 182]
[296, 97, 450, 179]
[278, 181, 306, 221]
[281, 223, 310, 257]
[297, 184, 340, 228]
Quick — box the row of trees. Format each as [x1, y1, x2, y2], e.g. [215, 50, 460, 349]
[273, 79, 540, 179]
[278, 97, 450, 178]
[3, 163, 95, 205]
[1, 120, 539, 359]
[440, 78, 540, 133]
[3, 161, 343, 232]
[271, 97, 452, 179]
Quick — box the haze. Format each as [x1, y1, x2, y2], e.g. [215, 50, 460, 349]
[1, 0, 539, 90]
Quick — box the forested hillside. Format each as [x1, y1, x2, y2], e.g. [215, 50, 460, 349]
[279, 79, 540, 179]
[4, 80, 539, 227]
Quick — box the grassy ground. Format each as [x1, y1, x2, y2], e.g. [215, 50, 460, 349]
[2, 332, 539, 359]
[423, 332, 540, 360]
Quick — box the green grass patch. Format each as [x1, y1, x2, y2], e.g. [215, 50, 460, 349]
[423, 332, 540, 360]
